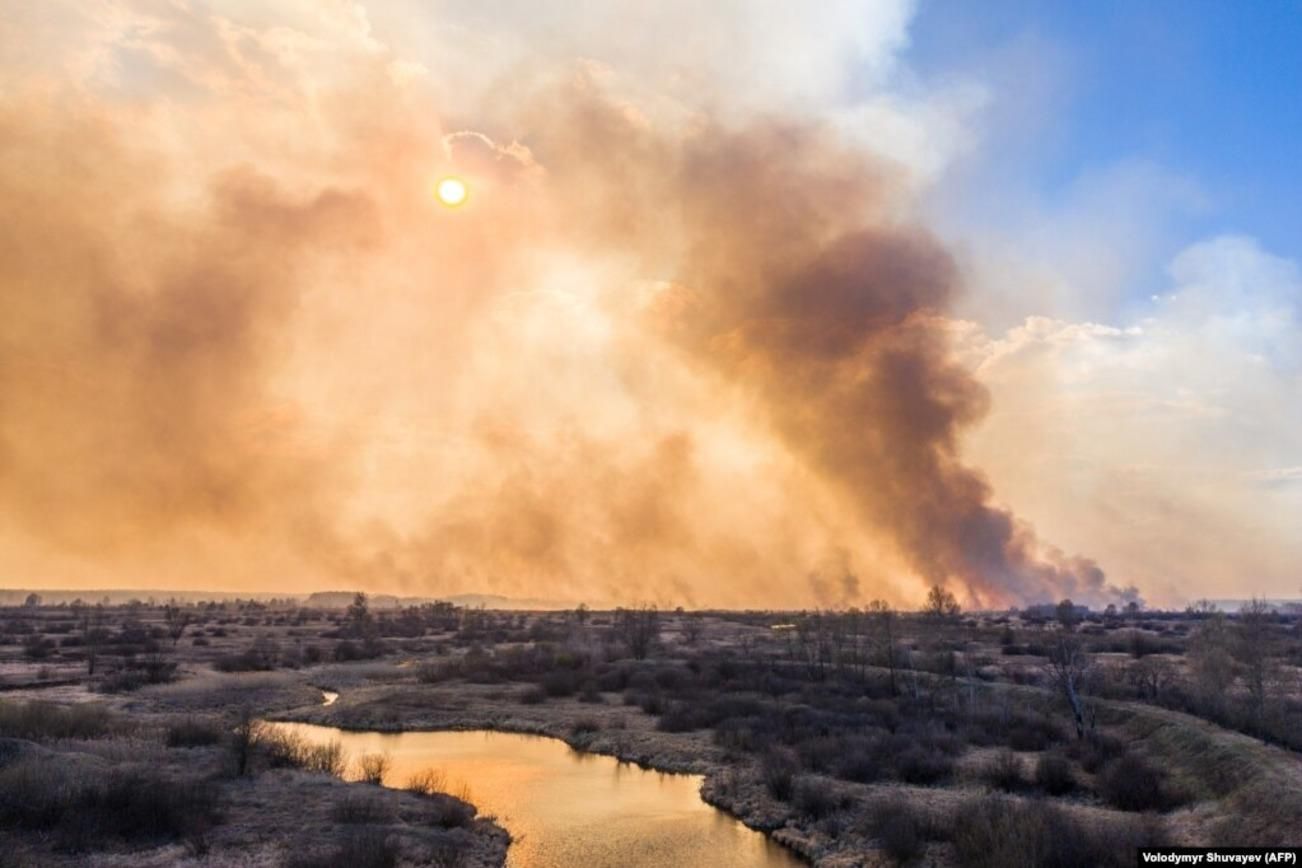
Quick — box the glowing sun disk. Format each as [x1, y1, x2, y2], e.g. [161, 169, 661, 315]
[436, 177, 468, 207]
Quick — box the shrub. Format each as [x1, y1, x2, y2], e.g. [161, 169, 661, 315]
[299, 741, 348, 776]
[357, 752, 390, 785]
[793, 777, 846, 819]
[0, 700, 112, 740]
[542, 668, 580, 697]
[417, 661, 451, 684]
[166, 716, 223, 748]
[952, 797, 1077, 868]
[334, 640, 362, 661]
[254, 727, 304, 769]
[984, 749, 1023, 792]
[1035, 751, 1074, 795]
[0, 760, 220, 850]
[894, 745, 954, 785]
[229, 712, 257, 776]
[873, 803, 925, 865]
[833, 735, 886, 783]
[656, 702, 707, 732]
[406, 768, 475, 828]
[761, 749, 799, 801]
[406, 767, 449, 796]
[248, 725, 346, 776]
[1098, 753, 1174, 812]
[22, 635, 54, 661]
[1067, 732, 1125, 773]
[332, 793, 393, 824]
[624, 690, 664, 715]
[519, 685, 546, 705]
[952, 795, 1165, 868]
[570, 717, 601, 736]
[214, 641, 278, 672]
[288, 829, 399, 868]
[430, 797, 476, 829]
[1004, 712, 1062, 752]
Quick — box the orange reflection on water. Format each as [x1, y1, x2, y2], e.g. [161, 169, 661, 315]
[266, 722, 800, 868]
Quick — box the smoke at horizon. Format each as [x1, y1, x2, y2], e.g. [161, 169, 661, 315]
[0, 1, 1137, 608]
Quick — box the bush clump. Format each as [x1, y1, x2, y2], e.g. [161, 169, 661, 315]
[0, 700, 112, 741]
[405, 769, 475, 828]
[894, 744, 954, 785]
[357, 752, 391, 785]
[872, 802, 926, 865]
[1034, 751, 1074, 795]
[0, 760, 219, 851]
[761, 749, 799, 801]
[287, 829, 399, 868]
[793, 777, 847, 819]
[570, 717, 601, 736]
[1098, 752, 1177, 812]
[332, 793, 394, 824]
[166, 716, 224, 748]
[984, 749, 1023, 791]
[250, 726, 347, 776]
[951, 795, 1164, 868]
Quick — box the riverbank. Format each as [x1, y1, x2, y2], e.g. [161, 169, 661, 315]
[269, 676, 862, 865]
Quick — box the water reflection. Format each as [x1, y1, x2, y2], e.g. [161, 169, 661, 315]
[264, 722, 801, 868]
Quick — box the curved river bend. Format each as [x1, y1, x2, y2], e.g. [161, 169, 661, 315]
[264, 721, 801, 868]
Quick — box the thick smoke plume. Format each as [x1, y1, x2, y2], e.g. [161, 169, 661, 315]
[0, 3, 1129, 607]
[514, 101, 1123, 608]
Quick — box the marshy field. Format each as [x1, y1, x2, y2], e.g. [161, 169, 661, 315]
[0, 595, 1299, 867]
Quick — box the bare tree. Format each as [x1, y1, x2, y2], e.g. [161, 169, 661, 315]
[164, 604, 193, 646]
[230, 708, 258, 777]
[619, 605, 660, 660]
[347, 592, 373, 638]
[1189, 610, 1236, 713]
[79, 603, 106, 676]
[1044, 629, 1094, 739]
[867, 599, 898, 694]
[1234, 598, 1278, 725]
[681, 612, 702, 645]
[923, 585, 961, 621]
[1126, 656, 1175, 702]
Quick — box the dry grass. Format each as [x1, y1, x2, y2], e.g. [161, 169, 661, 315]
[406, 767, 449, 796]
[253, 725, 348, 776]
[0, 700, 113, 741]
[356, 751, 391, 785]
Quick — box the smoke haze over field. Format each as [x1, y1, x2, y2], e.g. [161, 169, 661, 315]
[7, 2, 1294, 607]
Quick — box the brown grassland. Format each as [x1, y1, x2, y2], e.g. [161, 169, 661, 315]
[0, 594, 1299, 867]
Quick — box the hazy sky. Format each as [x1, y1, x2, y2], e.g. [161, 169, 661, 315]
[0, 1, 1297, 607]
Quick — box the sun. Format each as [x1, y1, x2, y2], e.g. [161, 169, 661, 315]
[436, 176, 468, 207]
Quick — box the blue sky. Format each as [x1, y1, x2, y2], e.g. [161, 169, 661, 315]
[907, 0, 1302, 309]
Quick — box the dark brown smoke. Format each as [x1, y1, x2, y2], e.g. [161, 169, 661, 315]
[668, 126, 1119, 607]
[513, 91, 1123, 607]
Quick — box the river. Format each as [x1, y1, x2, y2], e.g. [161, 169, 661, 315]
[263, 720, 802, 868]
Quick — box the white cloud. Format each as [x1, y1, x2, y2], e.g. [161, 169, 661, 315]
[957, 235, 1302, 603]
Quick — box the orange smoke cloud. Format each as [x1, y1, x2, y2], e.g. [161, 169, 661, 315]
[0, 3, 1131, 608]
